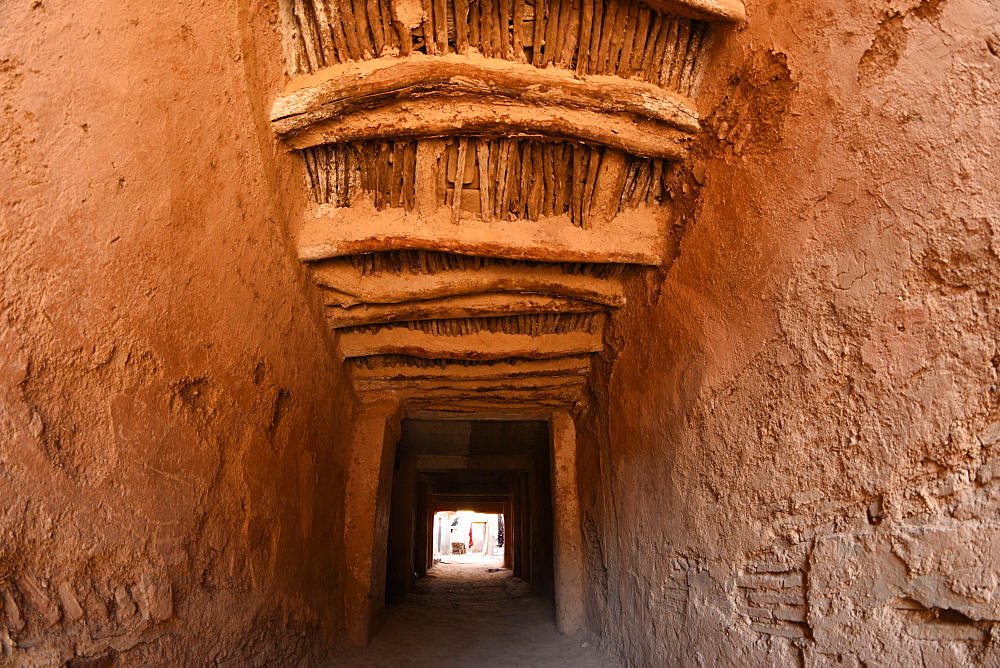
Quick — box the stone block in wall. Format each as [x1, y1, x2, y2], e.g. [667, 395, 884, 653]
[891, 521, 1000, 620]
[976, 423, 1000, 483]
[735, 555, 808, 640]
[738, 605, 773, 620]
[656, 556, 696, 616]
[57, 583, 84, 622]
[807, 521, 1000, 663]
[747, 589, 806, 606]
[750, 622, 806, 639]
[801, 647, 865, 667]
[1, 584, 25, 631]
[135, 575, 173, 623]
[773, 605, 807, 623]
[66, 650, 116, 668]
[113, 585, 138, 625]
[902, 616, 988, 642]
[736, 573, 790, 590]
[16, 576, 60, 626]
[978, 422, 1000, 448]
[81, 585, 112, 627]
[976, 460, 999, 484]
[0, 627, 12, 656]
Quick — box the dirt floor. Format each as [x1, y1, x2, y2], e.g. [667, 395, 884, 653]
[326, 554, 619, 667]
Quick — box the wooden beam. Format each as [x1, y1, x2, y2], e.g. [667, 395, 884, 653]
[360, 386, 586, 405]
[299, 201, 668, 265]
[406, 398, 575, 411]
[272, 54, 700, 136]
[406, 410, 554, 420]
[280, 99, 690, 160]
[338, 329, 604, 360]
[313, 260, 625, 307]
[325, 293, 606, 328]
[430, 501, 508, 513]
[403, 400, 564, 414]
[431, 495, 512, 503]
[415, 454, 535, 470]
[350, 356, 592, 381]
[353, 375, 588, 392]
[430, 493, 511, 500]
[646, 0, 745, 22]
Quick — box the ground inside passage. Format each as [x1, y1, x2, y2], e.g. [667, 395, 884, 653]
[326, 553, 619, 666]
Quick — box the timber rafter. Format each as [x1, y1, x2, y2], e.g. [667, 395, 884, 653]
[338, 329, 605, 361]
[348, 356, 592, 381]
[281, 100, 691, 160]
[313, 258, 627, 307]
[272, 54, 700, 136]
[325, 294, 607, 329]
[299, 202, 668, 264]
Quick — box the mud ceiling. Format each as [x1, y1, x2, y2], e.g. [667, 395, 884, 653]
[272, 0, 745, 412]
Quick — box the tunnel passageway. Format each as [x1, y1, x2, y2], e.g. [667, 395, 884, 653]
[5, 0, 998, 664]
[331, 554, 614, 666]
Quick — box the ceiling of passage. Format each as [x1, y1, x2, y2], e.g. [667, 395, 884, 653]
[271, 0, 744, 414]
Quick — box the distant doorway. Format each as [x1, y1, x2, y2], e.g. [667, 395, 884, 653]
[433, 511, 503, 559]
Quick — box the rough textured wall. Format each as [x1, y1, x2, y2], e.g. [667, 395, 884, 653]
[581, 0, 1000, 664]
[0, 0, 354, 664]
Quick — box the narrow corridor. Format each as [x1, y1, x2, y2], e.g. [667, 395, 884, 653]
[5, 0, 998, 664]
[328, 555, 617, 667]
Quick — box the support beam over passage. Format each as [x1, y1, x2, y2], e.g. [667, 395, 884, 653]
[429, 501, 509, 514]
[354, 376, 588, 393]
[404, 401, 569, 415]
[349, 356, 592, 381]
[300, 204, 668, 265]
[325, 294, 606, 329]
[280, 100, 690, 160]
[272, 54, 700, 136]
[338, 329, 604, 360]
[358, 386, 587, 408]
[314, 260, 626, 307]
[414, 454, 534, 470]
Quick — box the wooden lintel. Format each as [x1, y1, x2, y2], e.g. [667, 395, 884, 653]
[430, 501, 508, 513]
[410, 385, 585, 400]
[300, 202, 667, 265]
[406, 399, 573, 412]
[350, 356, 592, 382]
[406, 405, 561, 417]
[415, 454, 535, 471]
[272, 54, 700, 136]
[338, 329, 604, 360]
[325, 294, 606, 328]
[430, 495, 511, 503]
[353, 375, 588, 393]
[313, 261, 625, 307]
[281, 99, 690, 160]
[360, 386, 585, 406]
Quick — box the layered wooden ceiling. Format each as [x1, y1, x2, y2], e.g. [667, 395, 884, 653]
[272, 0, 744, 414]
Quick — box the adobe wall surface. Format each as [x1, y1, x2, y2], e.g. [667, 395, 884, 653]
[580, 0, 1000, 664]
[0, 0, 354, 664]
